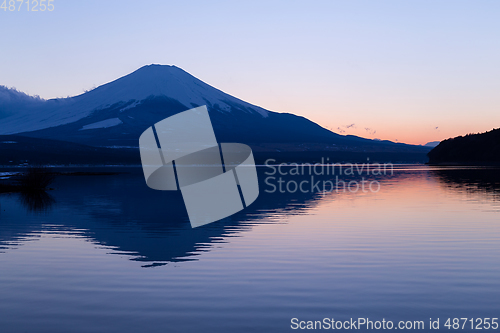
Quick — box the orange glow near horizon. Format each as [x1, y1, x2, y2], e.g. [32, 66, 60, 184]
[240, 92, 500, 146]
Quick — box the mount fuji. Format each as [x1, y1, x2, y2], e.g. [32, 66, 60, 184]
[0, 64, 429, 157]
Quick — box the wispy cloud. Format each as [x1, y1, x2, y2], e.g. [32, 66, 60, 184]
[0, 85, 45, 118]
[335, 123, 356, 134]
[365, 127, 376, 135]
[335, 124, 377, 136]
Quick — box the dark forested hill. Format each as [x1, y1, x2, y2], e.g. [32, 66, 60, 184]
[428, 128, 500, 164]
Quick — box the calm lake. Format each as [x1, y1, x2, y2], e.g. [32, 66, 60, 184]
[0, 165, 499, 332]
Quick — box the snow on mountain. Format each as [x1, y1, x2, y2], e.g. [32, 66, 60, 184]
[0, 64, 269, 135]
[79, 118, 123, 131]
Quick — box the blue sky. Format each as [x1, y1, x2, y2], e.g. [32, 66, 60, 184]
[1, 0, 499, 144]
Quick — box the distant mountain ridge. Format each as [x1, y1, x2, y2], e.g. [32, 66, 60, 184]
[424, 141, 440, 148]
[428, 128, 500, 164]
[0, 64, 429, 154]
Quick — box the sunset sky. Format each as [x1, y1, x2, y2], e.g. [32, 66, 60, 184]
[1, 0, 499, 145]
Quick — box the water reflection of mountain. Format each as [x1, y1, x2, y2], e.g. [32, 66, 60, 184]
[0, 167, 420, 266]
[0, 168, 325, 265]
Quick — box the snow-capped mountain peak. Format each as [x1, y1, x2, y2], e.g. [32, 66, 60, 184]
[76, 65, 269, 116]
